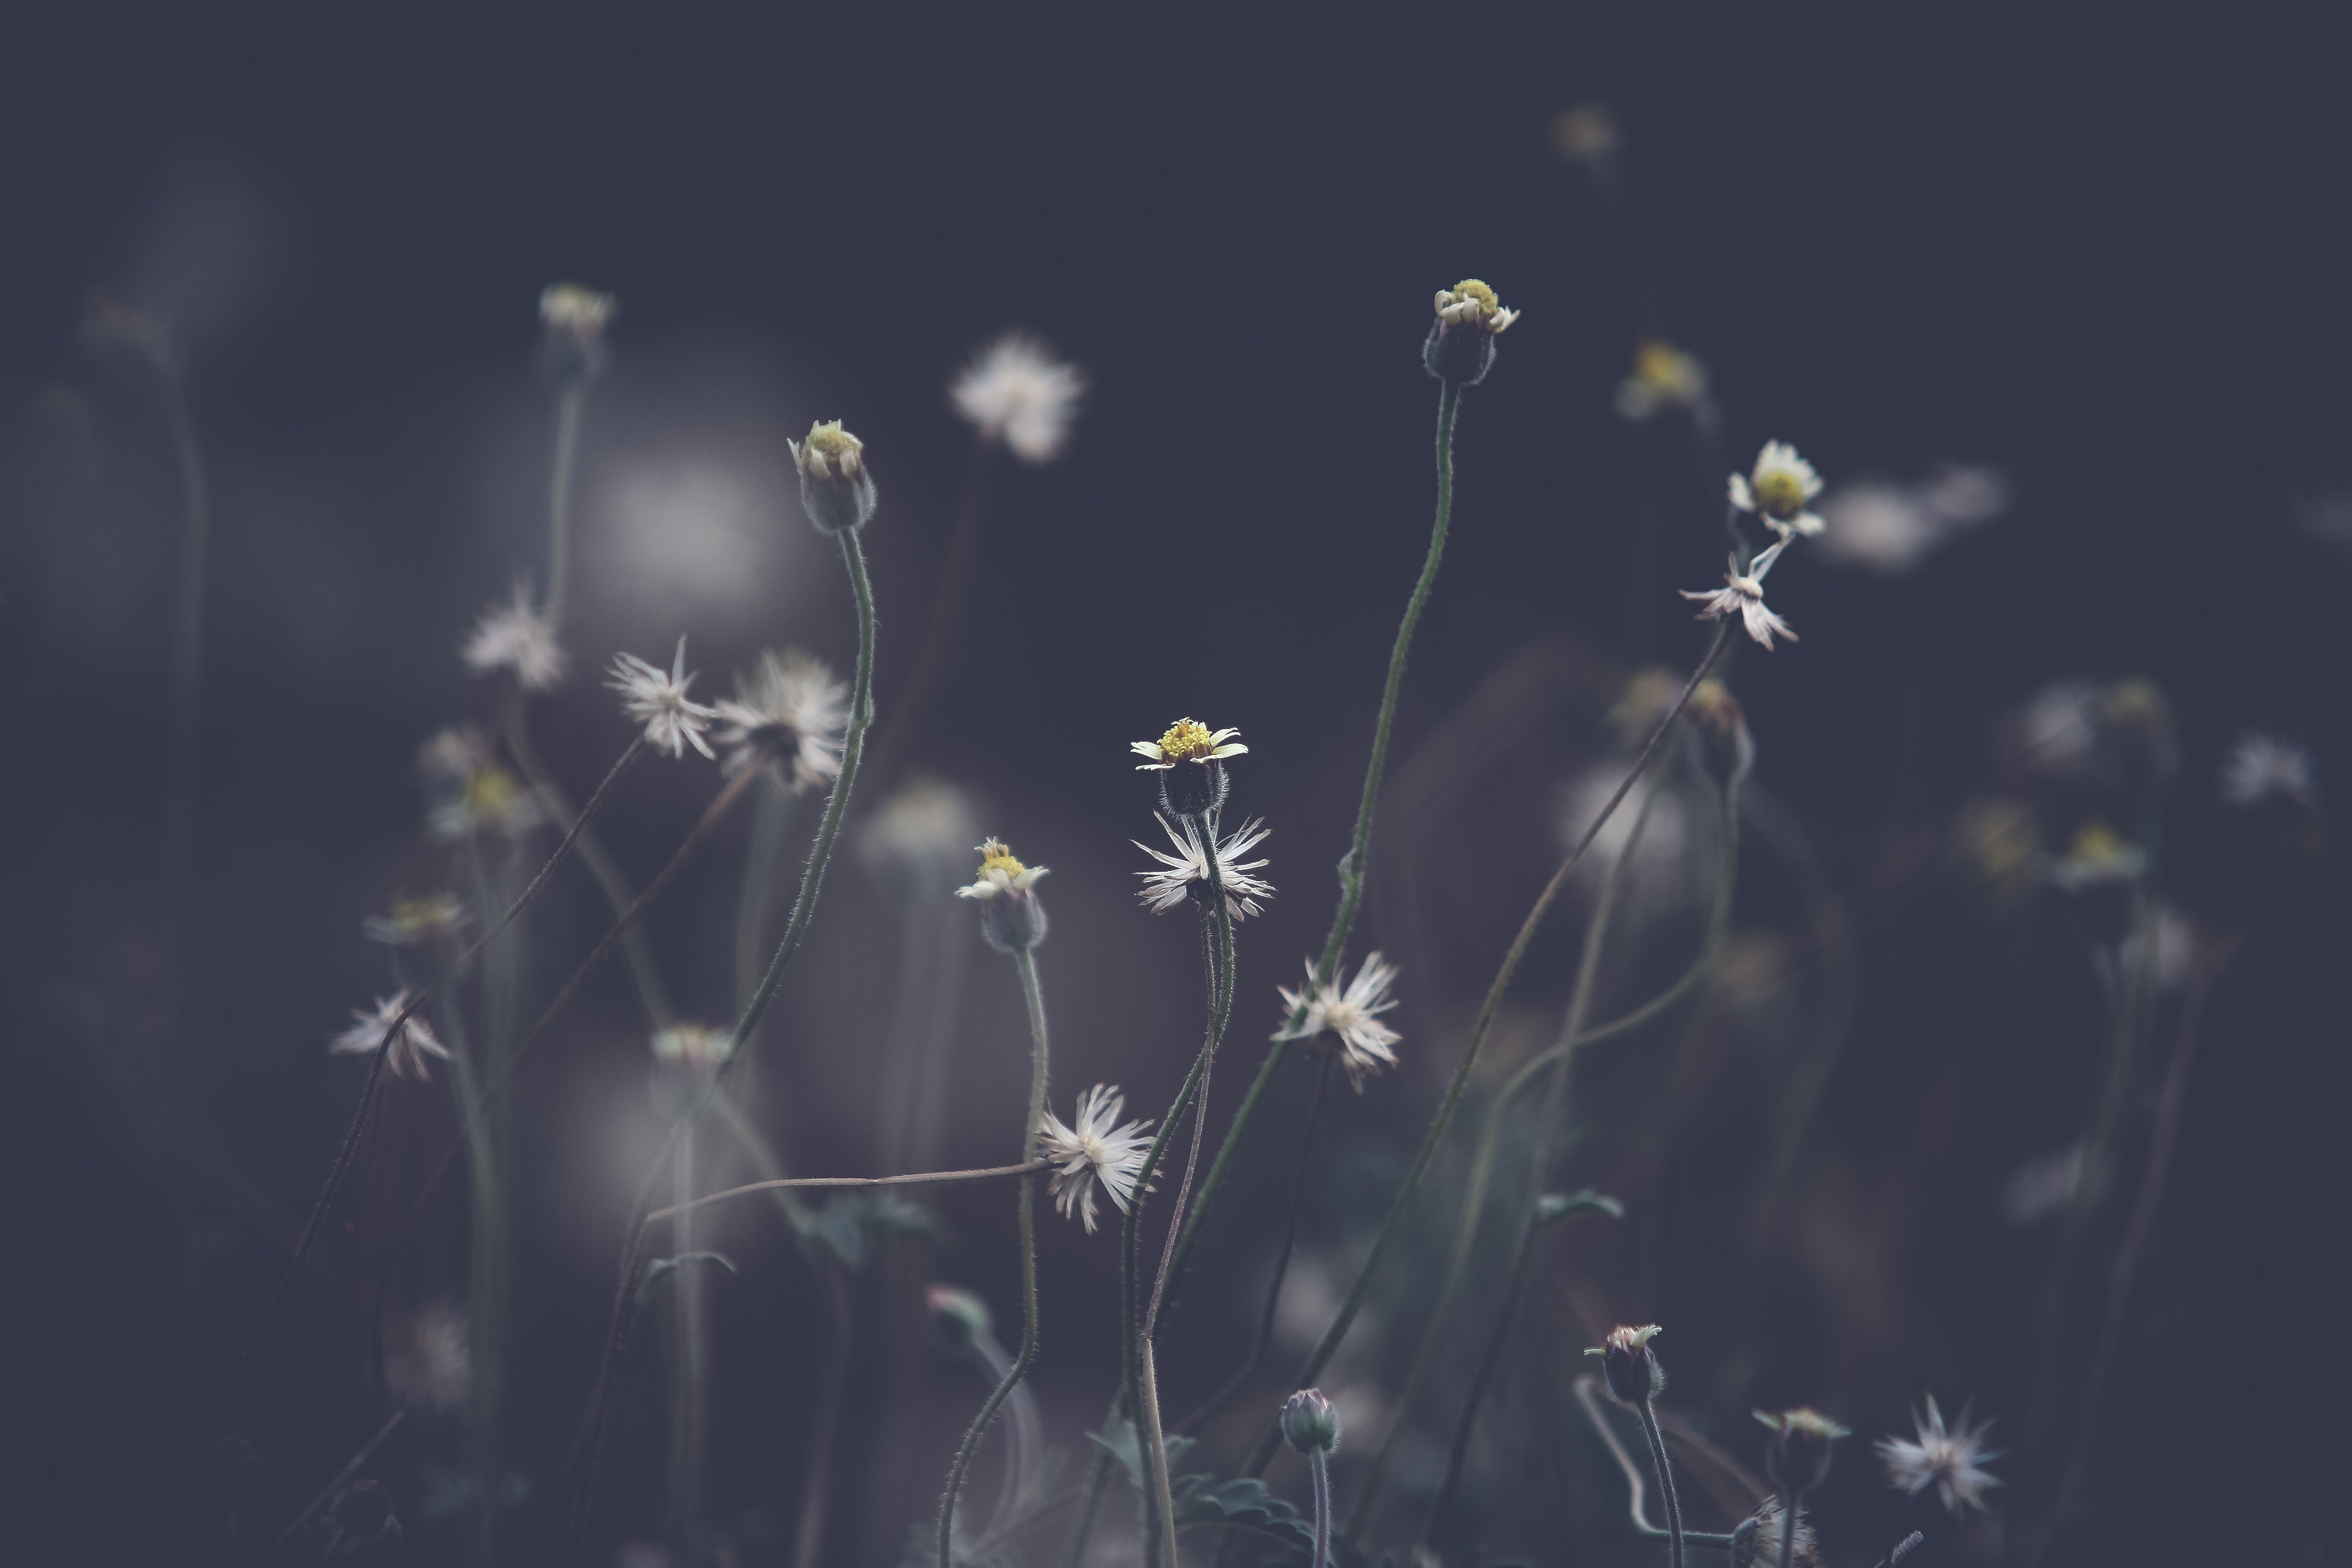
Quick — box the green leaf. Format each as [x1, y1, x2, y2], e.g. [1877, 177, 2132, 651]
[804, 1192, 933, 1269]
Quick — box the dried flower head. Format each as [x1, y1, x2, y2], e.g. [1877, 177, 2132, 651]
[1682, 538, 1798, 648]
[1755, 1407, 1850, 1496]
[363, 892, 468, 947]
[1134, 812, 1274, 920]
[1730, 1499, 1818, 1568]
[1274, 952, 1402, 1091]
[952, 334, 1085, 463]
[2221, 733, 2317, 808]
[711, 648, 848, 789]
[608, 638, 718, 760]
[1616, 339, 1711, 422]
[328, 991, 452, 1083]
[1585, 1323, 1667, 1404]
[463, 584, 568, 691]
[383, 1298, 471, 1415]
[1426, 278, 1521, 386]
[1876, 1396, 2002, 1515]
[1037, 1084, 1155, 1233]
[789, 419, 877, 533]
[650, 1022, 734, 1071]
[1730, 441, 1827, 539]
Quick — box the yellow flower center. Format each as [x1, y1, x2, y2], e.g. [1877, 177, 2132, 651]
[466, 766, 525, 817]
[1752, 466, 1809, 517]
[1155, 718, 1218, 763]
[1450, 279, 1499, 311]
[977, 838, 1028, 879]
[1633, 339, 1696, 394]
[805, 421, 859, 460]
[2069, 821, 2125, 862]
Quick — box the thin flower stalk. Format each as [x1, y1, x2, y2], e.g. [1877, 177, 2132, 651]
[1243, 619, 1733, 1479]
[544, 377, 586, 629]
[1166, 376, 1462, 1294]
[1569, 1377, 1740, 1550]
[936, 945, 1054, 1568]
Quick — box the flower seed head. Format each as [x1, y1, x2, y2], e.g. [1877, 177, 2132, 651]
[1587, 1323, 1667, 1404]
[1273, 951, 1403, 1091]
[1755, 1407, 1849, 1496]
[1876, 1396, 2002, 1516]
[1730, 1499, 1818, 1568]
[1280, 1388, 1341, 1454]
[789, 419, 878, 533]
[1425, 278, 1519, 386]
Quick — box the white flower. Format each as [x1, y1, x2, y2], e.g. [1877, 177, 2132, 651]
[1680, 539, 1798, 648]
[427, 761, 546, 841]
[539, 282, 618, 339]
[956, 837, 1049, 900]
[1275, 953, 1403, 1091]
[2221, 733, 2315, 808]
[2008, 680, 2101, 779]
[952, 334, 1084, 463]
[1729, 441, 1826, 539]
[858, 778, 980, 877]
[1614, 339, 1711, 422]
[1037, 1083, 1155, 1233]
[608, 638, 718, 759]
[1134, 812, 1273, 920]
[650, 1022, 734, 1070]
[328, 991, 452, 1083]
[417, 726, 493, 786]
[1876, 1396, 2002, 1515]
[1131, 718, 1249, 771]
[710, 648, 847, 789]
[1817, 466, 2009, 575]
[384, 1298, 471, 1414]
[463, 586, 568, 691]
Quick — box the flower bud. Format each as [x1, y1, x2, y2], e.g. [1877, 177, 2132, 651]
[956, 839, 1051, 952]
[1424, 279, 1519, 387]
[537, 283, 617, 386]
[789, 419, 878, 534]
[1755, 1407, 1849, 1497]
[1682, 680, 1755, 789]
[1280, 1387, 1341, 1454]
[1586, 1323, 1666, 1404]
[926, 1283, 993, 1352]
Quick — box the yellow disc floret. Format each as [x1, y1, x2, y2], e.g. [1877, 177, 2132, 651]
[1155, 718, 1219, 764]
[1753, 466, 1810, 518]
[977, 837, 1029, 879]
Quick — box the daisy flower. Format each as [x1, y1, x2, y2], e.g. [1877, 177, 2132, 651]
[328, 991, 452, 1083]
[1131, 717, 1247, 771]
[1432, 279, 1520, 335]
[427, 761, 545, 842]
[710, 648, 848, 789]
[1134, 812, 1273, 920]
[1037, 1083, 1155, 1233]
[1729, 441, 1826, 539]
[1876, 1396, 2002, 1516]
[956, 837, 1049, 901]
[1614, 339, 1711, 422]
[607, 638, 718, 759]
[951, 334, 1085, 463]
[957, 837, 1050, 949]
[1681, 538, 1798, 648]
[2221, 732, 2316, 808]
[463, 585, 568, 691]
[1274, 952, 1403, 1091]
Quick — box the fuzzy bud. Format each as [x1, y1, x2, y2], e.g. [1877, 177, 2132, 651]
[1755, 1407, 1849, 1497]
[980, 887, 1049, 953]
[537, 283, 617, 386]
[1280, 1387, 1341, 1454]
[1587, 1323, 1666, 1404]
[789, 420, 878, 534]
[926, 1283, 993, 1352]
[1424, 278, 1519, 387]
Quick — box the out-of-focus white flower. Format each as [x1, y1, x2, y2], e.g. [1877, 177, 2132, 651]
[859, 777, 980, 877]
[1817, 465, 2010, 575]
[1614, 339, 1711, 422]
[1549, 103, 1621, 169]
[2045, 822, 2146, 892]
[1681, 538, 1798, 648]
[1134, 813, 1273, 920]
[328, 991, 452, 1083]
[1131, 718, 1247, 771]
[2005, 680, 2101, 779]
[539, 283, 618, 341]
[463, 585, 567, 691]
[711, 648, 847, 789]
[1729, 441, 1826, 540]
[1274, 952, 1403, 1091]
[1559, 764, 1693, 889]
[650, 1022, 734, 1071]
[2292, 486, 2352, 562]
[364, 892, 468, 947]
[1876, 1396, 2002, 1515]
[1037, 1084, 1154, 1233]
[2221, 733, 2316, 808]
[608, 638, 717, 760]
[956, 837, 1048, 900]
[418, 726, 494, 786]
[384, 1298, 471, 1414]
[952, 334, 1084, 464]
[2003, 1144, 2084, 1225]
[428, 760, 546, 842]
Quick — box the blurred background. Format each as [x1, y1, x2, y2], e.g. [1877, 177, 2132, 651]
[2, 4, 2347, 1564]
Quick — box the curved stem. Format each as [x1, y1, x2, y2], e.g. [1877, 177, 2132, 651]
[1570, 1377, 1739, 1549]
[1243, 630, 1731, 1478]
[1167, 380, 1462, 1286]
[1637, 1398, 1688, 1568]
[938, 946, 1053, 1568]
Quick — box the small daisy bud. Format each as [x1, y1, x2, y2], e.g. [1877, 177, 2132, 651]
[789, 419, 878, 534]
[1425, 278, 1519, 387]
[956, 838, 1051, 952]
[1756, 1407, 1849, 1497]
[537, 282, 618, 386]
[1587, 1323, 1666, 1404]
[1131, 718, 1247, 818]
[1682, 680, 1755, 788]
[926, 1283, 994, 1352]
[1280, 1388, 1341, 1455]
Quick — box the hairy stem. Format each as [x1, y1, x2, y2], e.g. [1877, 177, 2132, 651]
[938, 945, 1054, 1568]
[1637, 1398, 1688, 1568]
[1570, 1377, 1738, 1548]
[1308, 1448, 1334, 1568]
[1243, 626, 1731, 1477]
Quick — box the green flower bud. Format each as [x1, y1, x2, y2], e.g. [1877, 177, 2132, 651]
[789, 419, 878, 534]
[1280, 1387, 1341, 1454]
[1755, 1407, 1849, 1497]
[1585, 1323, 1666, 1404]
